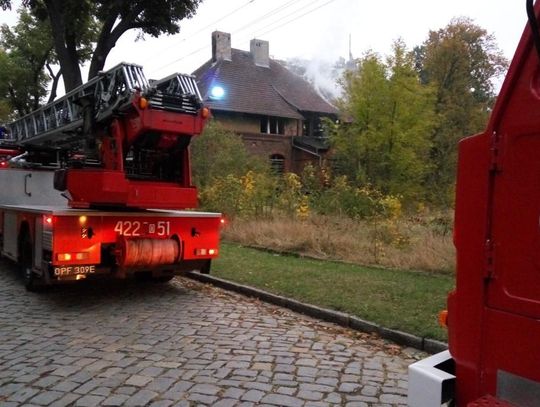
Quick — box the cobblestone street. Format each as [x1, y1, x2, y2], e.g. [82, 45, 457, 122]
[0, 262, 421, 406]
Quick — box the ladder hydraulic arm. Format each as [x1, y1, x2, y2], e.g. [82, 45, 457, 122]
[2, 63, 209, 210]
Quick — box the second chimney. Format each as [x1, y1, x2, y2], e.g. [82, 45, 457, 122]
[212, 31, 231, 62]
[250, 39, 269, 68]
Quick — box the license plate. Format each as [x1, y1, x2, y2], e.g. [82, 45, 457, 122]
[54, 265, 96, 277]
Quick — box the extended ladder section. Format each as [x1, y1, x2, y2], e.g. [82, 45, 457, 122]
[150, 72, 203, 114]
[6, 63, 202, 149]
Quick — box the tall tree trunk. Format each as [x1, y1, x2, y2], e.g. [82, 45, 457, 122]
[87, 7, 139, 79]
[46, 64, 62, 103]
[44, 0, 82, 92]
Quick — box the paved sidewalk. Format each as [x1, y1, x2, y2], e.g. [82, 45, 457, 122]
[0, 264, 423, 406]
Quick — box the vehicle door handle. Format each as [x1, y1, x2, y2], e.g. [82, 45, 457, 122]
[24, 173, 32, 196]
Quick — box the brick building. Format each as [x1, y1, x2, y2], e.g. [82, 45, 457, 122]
[192, 31, 338, 174]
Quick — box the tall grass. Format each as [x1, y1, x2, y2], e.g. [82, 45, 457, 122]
[222, 215, 455, 273]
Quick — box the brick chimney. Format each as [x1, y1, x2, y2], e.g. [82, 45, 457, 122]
[250, 39, 269, 68]
[212, 31, 231, 62]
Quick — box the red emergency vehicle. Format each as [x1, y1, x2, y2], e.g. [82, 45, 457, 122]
[0, 63, 221, 290]
[408, 1, 540, 405]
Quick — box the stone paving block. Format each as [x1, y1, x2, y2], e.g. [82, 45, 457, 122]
[74, 394, 105, 407]
[101, 394, 130, 406]
[148, 400, 174, 407]
[261, 393, 304, 407]
[339, 382, 362, 393]
[189, 383, 221, 395]
[213, 398, 238, 407]
[187, 392, 218, 404]
[29, 390, 64, 405]
[33, 376, 62, 388]
[125, 375, 153, 387]
[0, 382, 24, 396]
[52, 381, 79, 393]
[49, 393, 80, 407]
[298, 390, 324, 401]
[124, 389, 158, 406]
[222, 386, 245, 399]
[243, 381, 273, 392]
[8, 387, 40, 403]
[241, 389, 265, 403]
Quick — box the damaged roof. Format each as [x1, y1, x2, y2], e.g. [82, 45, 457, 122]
[192, 49, 338, 119]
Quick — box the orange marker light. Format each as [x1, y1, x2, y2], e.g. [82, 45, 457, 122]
[201, 107, 210, 119]
[139, 97, 148, 109]
[438, 310, 449, 328]
[57, 253, 72, 261]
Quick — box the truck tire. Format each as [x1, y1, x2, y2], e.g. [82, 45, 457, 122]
[19, 233, 40, 292]
[200, 260, 211, 274]
[154, 275, 174, 283]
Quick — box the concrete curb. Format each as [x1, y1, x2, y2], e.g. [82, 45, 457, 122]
[183, 271, 448, 354]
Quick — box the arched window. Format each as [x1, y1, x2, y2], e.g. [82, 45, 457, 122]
[270, 154, 285, 175]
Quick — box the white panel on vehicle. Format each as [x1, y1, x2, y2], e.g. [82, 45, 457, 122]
[0, 169, 67, 207]
[408, 350, 455, 407]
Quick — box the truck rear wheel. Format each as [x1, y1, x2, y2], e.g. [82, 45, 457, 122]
[19, 233, 40, 292]
[200, 260, 211, 274]
[154, 275, 174, 283]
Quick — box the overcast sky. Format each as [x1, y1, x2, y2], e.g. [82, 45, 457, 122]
[0, 0, 531, 86]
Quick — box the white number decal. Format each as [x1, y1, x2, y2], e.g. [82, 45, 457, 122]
[157, 221, 170, 236]
[114, 220, 169, 236]
[114, 221, 142, 236]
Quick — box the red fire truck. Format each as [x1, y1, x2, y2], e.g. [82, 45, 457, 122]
[408, 1, 540, 406]
[0, 63, 221, 290]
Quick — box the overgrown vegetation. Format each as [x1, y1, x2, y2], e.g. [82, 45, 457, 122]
[222, 215, 454, 273]
[192, 122, 455, 273]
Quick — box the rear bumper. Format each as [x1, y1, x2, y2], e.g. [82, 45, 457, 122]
[408, 350, 455, 406]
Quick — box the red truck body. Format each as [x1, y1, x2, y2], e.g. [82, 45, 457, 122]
[0, 63, 221, 289]
[409, 2, 540, 406]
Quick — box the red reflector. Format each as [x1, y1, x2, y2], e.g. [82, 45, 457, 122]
[75, 252, 89, 260]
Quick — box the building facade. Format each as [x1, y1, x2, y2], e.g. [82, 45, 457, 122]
[192, 31, 338, 174]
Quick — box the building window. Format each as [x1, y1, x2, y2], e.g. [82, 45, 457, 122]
[261, 116, 285, 135]
[270, 154, 285, 174]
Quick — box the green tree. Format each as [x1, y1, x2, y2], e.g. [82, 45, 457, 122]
[1, 0, 201, 92]
[0, 10, 53, 118]
[190, 121, 267, 189]
[333, 52, 389, 184]
[384, 39, 436, 200]
[333, 43, 436, 203]
[416, 17, 508, 204]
